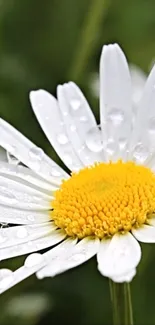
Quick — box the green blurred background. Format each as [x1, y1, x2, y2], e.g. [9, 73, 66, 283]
[0, 0, 155, 324]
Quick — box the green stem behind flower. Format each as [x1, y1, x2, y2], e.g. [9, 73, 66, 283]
[109, 280, 134, 325]
[69, 0, 110, 82]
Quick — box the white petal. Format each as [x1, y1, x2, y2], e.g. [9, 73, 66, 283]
[0, 206, 50, 225]
[0, 222, 55, 249]
[0, 162, 60, 192]
[0, 229, 66, 260]
[0, 238, 74, 294]
[0, 174, 51, 210]
[132, 224, 155, 243]
[0, 253, 47, 294]
[0, 118, 68, 183]
[97, 232, 141, 278]
[0, 147, 7, 162]
[57, 83, 104, 165]
[129, 65, 155, 165]
[111, 268, 136, 283]
[100, 43, 132, 161]
[37, 236, 99, 279]
[30, 90, 83, 172]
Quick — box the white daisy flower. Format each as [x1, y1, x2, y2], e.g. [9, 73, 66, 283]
[0, 43, 155, 294]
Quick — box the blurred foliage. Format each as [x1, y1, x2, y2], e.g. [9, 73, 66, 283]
[0, 0, 155, 324]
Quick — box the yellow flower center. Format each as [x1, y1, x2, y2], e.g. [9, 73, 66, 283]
[51, 161, 155, 239]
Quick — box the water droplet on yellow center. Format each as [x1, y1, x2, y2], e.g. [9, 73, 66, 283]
[51, 161, 155, 239]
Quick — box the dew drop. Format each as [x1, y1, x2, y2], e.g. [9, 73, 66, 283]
[118, 138, 127, 150]
[63, 154, 72, 166]
[70, 99, 81, 111]
[80, 116, 88, 122]
[0, 188, 17, 205]
[29, 147, 44, 171]
[62, 111, 68, 116]
[106, 140, 116, 155]
[29, 147, 44, 160]
[78, 145, 86, 154]
[85, 125, 103, 153]
[27, 215, 35, 222]
[17, 227, 28, 239]
[107, 108, 124, 125]
[0, 269, 13, 289]
[132, 143, 150, 163]
[57, 133, 68, 145]
[7, 152, 20, 166]
[24, 253, 44, 267]
[70, 124, 76, 132]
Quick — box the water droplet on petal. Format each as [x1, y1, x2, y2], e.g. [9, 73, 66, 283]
[0, 188, 17, 205]
[70, 99, 81, 111]
[85, 125, 103, 153]
[80, 116, 88, 122]
[107, 108, 124, 125]
[118, 138, 127, 150]
[24, 253, 44, 267]
[62, 111, 68, 116]
[29, 147, 44, 160]
[17, 227, 28, 239]
[27, 215, 35, 222]
[132, 143, 150, 163]
[29, 147, 44, 171]
[7, 152, 20, 166]
[57, 133, 68, 145]
[0, 269, 13, 289]
[70, 124, 76, 132]
[106, 140, 116, 155]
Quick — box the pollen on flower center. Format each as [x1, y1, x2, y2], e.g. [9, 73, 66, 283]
[51, 161, 155, 239]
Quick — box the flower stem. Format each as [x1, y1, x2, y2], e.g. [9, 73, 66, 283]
[109, 280, 134, 325]
[124, 283, 134, 325]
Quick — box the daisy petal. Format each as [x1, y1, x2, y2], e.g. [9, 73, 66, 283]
[97, 232, 141, 278]
[0, 118, 68, 183]
[100, 43, 132, 161]
[0, 222, 55, 249]
[111, 268, 136, 283]
[0, 253, 47, 294]
[0, 229, 66, 260]
[0, 206, 50, 225]
[57, 82, 103, 165]
[132, 224, 155, 243]
[0, 162, 60, 192]
[129, 65, 155, 165]
[30, 90, 83, 172]
[0, 175, 51, 210]
[37, 236, 99, 278]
